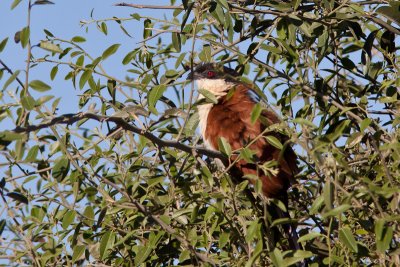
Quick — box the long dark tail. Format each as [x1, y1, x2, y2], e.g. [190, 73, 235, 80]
[267, 200, 307, 267]
[273, 204, 301, 251]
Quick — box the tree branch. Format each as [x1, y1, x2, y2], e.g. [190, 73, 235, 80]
[0, 59, 26, 89]
[114, 3, 184, 10]
[9, 112, 227, 162]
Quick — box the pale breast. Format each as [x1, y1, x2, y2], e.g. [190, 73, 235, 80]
[197, 101, 214, 149]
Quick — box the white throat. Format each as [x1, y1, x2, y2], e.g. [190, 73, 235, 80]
[196, 78, 234, 148]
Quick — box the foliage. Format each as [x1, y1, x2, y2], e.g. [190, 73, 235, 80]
[0, 0, 399, 266]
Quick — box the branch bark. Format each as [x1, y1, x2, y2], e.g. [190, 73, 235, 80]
[114, 3, 184, 10]
[9, 112, 227, 162]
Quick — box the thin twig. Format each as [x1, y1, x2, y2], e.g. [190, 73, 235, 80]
[0, 59, 25, 89]
[114, 3, 184, 10]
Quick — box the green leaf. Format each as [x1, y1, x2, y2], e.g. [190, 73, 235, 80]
[79, 69, 92, 89]
[83, 206, 94, 226]
[198, 88, 218, 104]
[376, 3, 400, 25]
[175, 52, 186, 69]
[6, 192, 29, 204]
[240, 147, 256, 163]
[148, 84, 166, 114]
[11, 0, 23, 10]
[72, 245, 85, 263]
[71, 36, 86, 43]
[50, 65, 58, 80]
[298, 232, 323, 243]
[135, 245, 153, 265]
[270, 248, 283, 267]
[96, 208, 107, 228]
[36, 95, 54, 106]
[309, 195, 324, 215]
[184, 112, 199, 135]
[39, 41, 63, 53]
[0, 178, 6, 189]
[3, 70, 20, 90]
[181, 2, 194, 32]
[172, 32, 181, 52]
[21, 95, 36, 110]
[29, 80, 51, 92]
[75, 56, 84, 68]
[293, 118, 318, 128]
[198, 45, 212, 62]
[0, 37, 8, 53]
[339, 227, 358, 253]
[100, 231, 115, 260]
[62, 210, 76, 229]
[265, 135, 283, 150]
[375, 219, 385, 241]
[52, 156, 70, 181]
[102, 44, 120, 60]
[43, 29, 54, 37]
[250, 103, 262, 124]
[246, 220, 261, 242]
[0, 131, 24, 142]
[0, 219, 6, 236]
[20, 26, 30, 48]
[283, 250, 314, 266]
[360, 118, 372, 132]
[377, 225, 393, 253]
[120, 25, 132, 37]
[218, 137, 232, 157]
[143, 19, 152, 39]
[34, 0, 55, 5]
[136, 232, 163, 264]
[216, 0, 229, 9]
[245, 239, 263, 267]
[122, 50, 136, 65]
[100, 22, 108, 35]
[322, 204, 351, 218]
[25, 145, 39, 162]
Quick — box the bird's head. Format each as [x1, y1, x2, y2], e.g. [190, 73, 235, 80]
[187, 63, 239, 96]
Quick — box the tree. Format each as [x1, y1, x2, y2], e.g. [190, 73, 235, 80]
[0, 0, 399, 266]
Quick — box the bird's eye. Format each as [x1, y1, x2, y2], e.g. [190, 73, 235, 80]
[207, 71, 215, 78]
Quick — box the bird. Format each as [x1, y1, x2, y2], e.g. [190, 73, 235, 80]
[187, 62, 301, 252]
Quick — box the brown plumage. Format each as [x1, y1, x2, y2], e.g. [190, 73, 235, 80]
[188, 63, 302, 255]
[204, 84, 298, 200]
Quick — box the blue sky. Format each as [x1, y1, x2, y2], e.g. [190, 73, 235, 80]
[0, 1, 172, 114]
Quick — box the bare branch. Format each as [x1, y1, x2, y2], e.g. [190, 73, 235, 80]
[9, 112, 227, 162]
[114, 3, 184, 10]
[0, 59, 26, 89]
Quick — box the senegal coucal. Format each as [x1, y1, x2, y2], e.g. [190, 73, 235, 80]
[188, 63, 301, 252]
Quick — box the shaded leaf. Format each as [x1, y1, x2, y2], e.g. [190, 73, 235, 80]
[339, 227, 358, 253]
[6, 192, 28, 204]
[250, 103, 262, 124]
[0, 38, 8, 53]
[218, 137, 232, 157]
[72, 245, 85, 263]
[100, 231, 115, 260]
[265, 135, 283, 150]
[20, 26, 30, 48]
[148, 84, 166, 114]
[198, 88, 218, 104]
[52, 156, 70, 181]
[361, 30, 378, 65]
